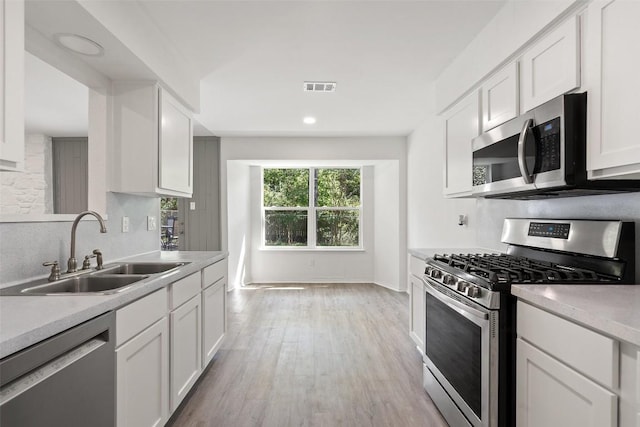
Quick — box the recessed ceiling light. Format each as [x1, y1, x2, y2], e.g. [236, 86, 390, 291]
[303, 117, 316, 125]
[54, 33, 104, 57]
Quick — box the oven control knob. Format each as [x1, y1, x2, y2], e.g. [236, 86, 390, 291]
[430, 269, 442, 279]
[466, 285, 480, 298]
[457, 281, 469, 292]
[442, 274, 456, 286]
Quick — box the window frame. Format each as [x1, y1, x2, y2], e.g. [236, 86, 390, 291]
[261, 166, 363, 250]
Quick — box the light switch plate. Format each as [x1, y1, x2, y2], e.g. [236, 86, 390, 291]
[189, 202, 196, 210]
[121, 216, 130, 233]
[147, 216, 157, 231]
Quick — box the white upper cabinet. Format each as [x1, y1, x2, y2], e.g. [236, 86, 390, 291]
[586, 0, 640, 179]
[442, 90, 480, 197]
[481, 62, 518, 132]
[520, 16, 580, 113]
[0, 0, 24, 171]
[112, 82, 193, 197]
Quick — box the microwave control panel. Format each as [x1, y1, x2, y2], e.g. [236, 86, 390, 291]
[534, 117, 561, 173]
[528, 222, 571, 239]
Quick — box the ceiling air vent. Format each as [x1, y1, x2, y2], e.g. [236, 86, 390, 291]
[303, 81, 336, 92]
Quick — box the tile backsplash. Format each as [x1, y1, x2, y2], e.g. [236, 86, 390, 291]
[0, 192, 160, 286]
[476, 192, 640, 280]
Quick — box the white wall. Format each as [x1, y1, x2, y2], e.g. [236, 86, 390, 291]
[221, 136, 407, 291]
[224, 161, 252, 289]
[406, 109, 477, 250]
[248, 165, 375, 285]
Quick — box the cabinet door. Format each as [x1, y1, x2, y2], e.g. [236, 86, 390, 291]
[0, 0, 24, 171]
[442, 90, 479, 197]
[517, 338, 617, 427]
[520, 16, 580, 113]
[159, 88, 193, 194]
[202, 279, 226, 367]
[170, 294, 202, 412]
[409, 275, 425, 354]
[586, 0, 640, 178]
[482, 62, 518, 131]
[116, 318, 169, 427]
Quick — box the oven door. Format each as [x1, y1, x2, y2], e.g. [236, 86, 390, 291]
[423, 279, 498, 427]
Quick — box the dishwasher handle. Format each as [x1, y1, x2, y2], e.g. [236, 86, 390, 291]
[0, 337, 106, 405]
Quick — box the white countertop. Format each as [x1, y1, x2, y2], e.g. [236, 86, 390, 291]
[0, 251, 226, 359]
[512, 284, 640, 347]
[409, 247, 499, 261]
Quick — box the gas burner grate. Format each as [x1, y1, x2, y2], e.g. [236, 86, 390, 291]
[432, 253, 610, 287]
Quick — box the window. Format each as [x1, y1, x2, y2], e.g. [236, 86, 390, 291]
[262, 167, 361, 248]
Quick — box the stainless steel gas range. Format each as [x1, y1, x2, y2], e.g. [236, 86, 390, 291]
[421, 218, 635, 427]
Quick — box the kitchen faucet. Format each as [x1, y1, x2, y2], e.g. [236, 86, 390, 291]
[67, 211, 107, 273]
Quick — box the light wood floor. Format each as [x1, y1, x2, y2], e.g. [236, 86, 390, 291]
[168, 283, 448, 427]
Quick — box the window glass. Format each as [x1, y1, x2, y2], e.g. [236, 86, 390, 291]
[316, 210, 359, 246]
[264, 210, 308, 246]
[263, 167, 361, 248]
[315, 168, 360, 207]
[263, 168, 309, 207]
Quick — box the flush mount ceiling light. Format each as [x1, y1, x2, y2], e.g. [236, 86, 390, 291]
[303, 81, 336, 92]
[303, 116, 317, 125]
[54, 33, 104, 57]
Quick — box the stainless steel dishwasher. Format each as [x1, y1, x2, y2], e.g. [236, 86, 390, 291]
[0, 312, 115, 427]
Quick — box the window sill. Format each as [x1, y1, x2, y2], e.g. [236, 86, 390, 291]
[259, 246, 365, 252]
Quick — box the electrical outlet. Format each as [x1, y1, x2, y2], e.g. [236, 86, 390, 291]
[189, 202, 196, 210]
[147, 216, 157, 231]
[121, 216, 130, 233]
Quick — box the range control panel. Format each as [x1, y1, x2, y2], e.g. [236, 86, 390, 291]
[528, 222, 571, 239]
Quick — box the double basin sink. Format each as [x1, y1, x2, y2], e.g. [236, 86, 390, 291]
[1, 262, 188, 296]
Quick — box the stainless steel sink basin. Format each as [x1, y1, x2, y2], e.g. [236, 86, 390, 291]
[0, 261, 188, 296]
[18, 275, 148, 295]
[99, 262, 187, 275]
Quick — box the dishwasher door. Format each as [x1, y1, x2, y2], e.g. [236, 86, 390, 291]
[0, 311, 115, 427]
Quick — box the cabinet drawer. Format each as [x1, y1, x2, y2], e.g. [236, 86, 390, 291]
[170, 272, 201, 309]
[203, 259, 227, 288]
[517, 301, 619, 388]
[116, 288, 168, 347]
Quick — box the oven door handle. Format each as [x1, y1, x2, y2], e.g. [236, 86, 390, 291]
[424, 280, 489, 321]
[517, 118, 535, 184]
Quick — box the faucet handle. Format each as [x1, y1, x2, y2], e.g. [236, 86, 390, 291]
[82, 254, 96, 270]
[43, 261, 61, 282]
[92, 249, 104, 270]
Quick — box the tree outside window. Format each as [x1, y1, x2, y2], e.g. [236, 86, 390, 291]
[263, 167, 361, 248]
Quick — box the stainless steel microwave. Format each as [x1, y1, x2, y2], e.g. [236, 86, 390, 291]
[471, 92, 640, 199]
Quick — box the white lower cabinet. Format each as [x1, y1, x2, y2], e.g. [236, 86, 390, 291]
[114, 258, 228, 426]
[115, 289, 170, 427]
[409, 275, 425, 354]
[202, 278, 226, 367]
[515, 301, 640, 427]
[170, 294, 202, 412]
[408, 255, 426, 353]
[517, 338, 617, 427]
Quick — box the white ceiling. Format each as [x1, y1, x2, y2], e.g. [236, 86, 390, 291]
[24, 0, 506, 138]
[138, 0, 506, 137]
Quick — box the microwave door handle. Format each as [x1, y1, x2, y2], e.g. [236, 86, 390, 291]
[517, 119, 534, 184]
